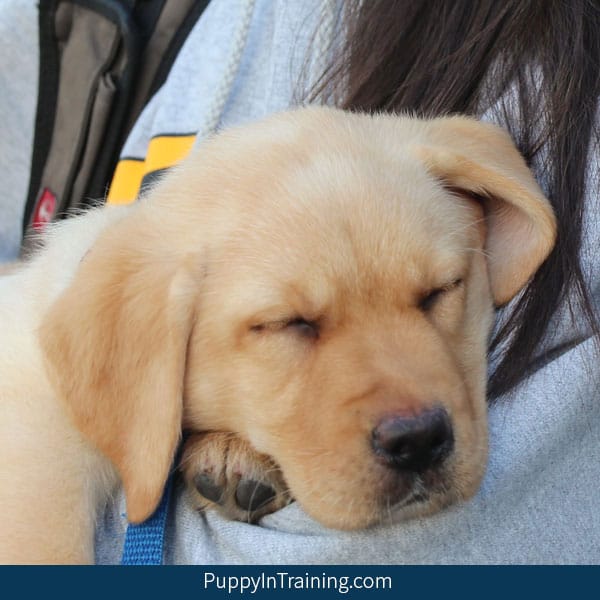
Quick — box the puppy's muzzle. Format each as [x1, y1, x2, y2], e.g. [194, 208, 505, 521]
[372, 407, 454, 474]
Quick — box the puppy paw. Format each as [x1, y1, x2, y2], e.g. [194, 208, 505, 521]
[180, 432, 291, 523]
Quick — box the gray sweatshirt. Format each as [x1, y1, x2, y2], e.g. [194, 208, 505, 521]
[1, 0, 599, 564]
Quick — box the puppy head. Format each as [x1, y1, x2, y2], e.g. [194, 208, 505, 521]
[40, 108, 555, 527]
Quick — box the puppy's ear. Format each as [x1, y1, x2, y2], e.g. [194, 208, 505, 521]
[39, 215, 199, 523]
[416, 117, 557, 305]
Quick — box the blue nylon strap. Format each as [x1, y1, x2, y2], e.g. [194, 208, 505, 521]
[120, 476, 174, 565]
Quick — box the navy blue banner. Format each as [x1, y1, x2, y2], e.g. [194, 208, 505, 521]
[2, 565, 599, 599]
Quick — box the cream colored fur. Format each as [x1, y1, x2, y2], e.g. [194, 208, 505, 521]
[0, 108, 555, 563]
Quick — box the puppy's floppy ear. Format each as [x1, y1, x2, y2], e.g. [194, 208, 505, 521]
[39, 213, 199, 523]
[416, 116, 557, 305]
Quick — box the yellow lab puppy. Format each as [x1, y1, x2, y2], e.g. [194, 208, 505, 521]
[0, 108, 555, 563]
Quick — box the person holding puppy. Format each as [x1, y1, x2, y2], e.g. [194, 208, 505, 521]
[0, 0, 598, 563]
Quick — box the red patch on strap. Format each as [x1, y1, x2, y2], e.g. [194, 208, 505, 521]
[32, 188, 57, 231]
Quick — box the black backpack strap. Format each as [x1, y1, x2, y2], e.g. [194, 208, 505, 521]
[22, 0, 208, 253]
[23, 0, 139, 245]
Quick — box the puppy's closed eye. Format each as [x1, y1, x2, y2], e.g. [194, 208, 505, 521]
[284, 317, 320, 340]
[418, 278, 463, 312]
[251, 316, 320, 340]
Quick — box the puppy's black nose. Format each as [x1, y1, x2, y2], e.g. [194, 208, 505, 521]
[372, 407, 454, 472]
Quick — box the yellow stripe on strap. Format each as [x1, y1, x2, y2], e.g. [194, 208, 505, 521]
[107, 159, 145, 205]
[145, 134, 196, 173]
[107, 134, 197, 205]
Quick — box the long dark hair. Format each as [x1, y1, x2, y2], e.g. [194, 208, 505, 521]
[310, 0, 600, 400]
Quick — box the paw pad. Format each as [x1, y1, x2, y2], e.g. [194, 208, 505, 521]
[235, 479, 277, 512]
[194, 473, 224, 504]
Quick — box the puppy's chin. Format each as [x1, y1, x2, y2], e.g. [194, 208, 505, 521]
[384, 479, 463, 524]
[279, 456, 484, 531]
